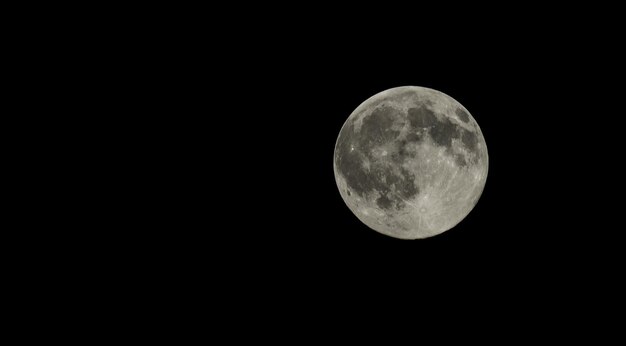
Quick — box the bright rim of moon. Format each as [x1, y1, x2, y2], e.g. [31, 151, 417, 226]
[333, 86, 488, 239]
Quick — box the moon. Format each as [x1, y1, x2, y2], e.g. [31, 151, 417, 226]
[333, 86, 488, 239]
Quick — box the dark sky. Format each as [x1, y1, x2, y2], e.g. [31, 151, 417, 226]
[162, 36, 619, 286]
[132, 14, 624, 326]
[24, 5, 625, 338]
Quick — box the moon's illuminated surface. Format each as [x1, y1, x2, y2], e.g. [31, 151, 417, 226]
[333, 86, 488, 239]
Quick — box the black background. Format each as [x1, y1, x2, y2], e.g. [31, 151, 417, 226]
[11, 4, 625, 340]
[158, 22, 622, 304]
[92, 8, 625, 333]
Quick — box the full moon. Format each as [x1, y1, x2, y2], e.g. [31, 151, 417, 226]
[333, 86, 488, 239]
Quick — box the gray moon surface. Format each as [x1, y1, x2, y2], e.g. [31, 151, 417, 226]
[333, 86, 488, 239]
